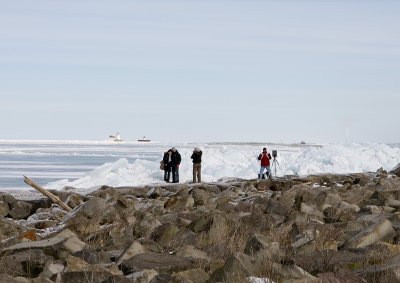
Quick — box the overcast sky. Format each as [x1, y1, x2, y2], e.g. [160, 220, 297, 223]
[1, 0, 399, 143]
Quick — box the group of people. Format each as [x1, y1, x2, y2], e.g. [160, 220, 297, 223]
[161, 146, 273, 183]
[162, 147, 202, 183]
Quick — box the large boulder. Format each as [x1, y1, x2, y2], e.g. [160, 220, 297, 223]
[0, 216, 23, 241]
[208, 252, 254, 282]
[0, 201, 9, 217]
[171, 268, 209, 283]
[389, 163, 400, 177]
[0, 249, 53, 277]
[9, 201, 33, 219]
[343, 219, 396, 249]
[122, 252, 196, 273]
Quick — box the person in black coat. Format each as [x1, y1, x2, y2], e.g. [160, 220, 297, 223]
[162, 149, 172, 182]
[170, 147, 181, 183]
[191, 147, 202, 183]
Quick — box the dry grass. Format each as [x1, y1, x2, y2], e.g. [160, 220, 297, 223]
[199, 214, 252, 260]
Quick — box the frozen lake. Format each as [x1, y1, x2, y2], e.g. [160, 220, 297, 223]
[0, 140, 399, 192]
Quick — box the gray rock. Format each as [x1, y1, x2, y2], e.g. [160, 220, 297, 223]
[244, 234, 277, 256]
[171, 268, 209, 283]
[149, 273, 173, 283]
[191, 187, 212, 206]
[52, 229, 88, 256]
[344, 219, 396, 248]
[126, 269, 158, 283]
[116, 241, 147, 265]
[317, 271, 367, 283]
[389, 163, 400, 177]
[4, 237, 66, 251]
[9, 200, 33, 219]
[0, 193, 16, 204]
[0, 274, 31, 283]
[123, 252, 195, 273]
[0, 249, 53, 277]
[208, 252, 254, 282]
[0, 201, 9, 217]
[38, 261, 65, 279]
[76, 197, 109, 219]
[176, 245, 210, 262]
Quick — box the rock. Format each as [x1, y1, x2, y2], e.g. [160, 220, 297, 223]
[208, 252, 254, 282]
[138, 238, 163, 253]
[64, 255, 122, 275]
[0, 249, 53, 277]
[76, 197, 109, 219]
[54, 229, 88, 254]
[116, 241, 148, 265]
[72, 249, 105, 264]
[198, 184, 221, 194]
[4, 237, 66, 251]
[0, 193, 16, 204]
[296, 250, 365, 274]
[38, 261, 65, 280]
[0, 201, 9, 217]
[386, 198, 400, 208]
[4, 172, 400, 283]
[150, 223, 181, 248]
[123, 252, 196, 273]
[188, 213, 214, 233]
[244, 234, 277, 256]
[9, 201, 33, 219]
[356, 253, 400, 282]
[0, 216, 23, 241]
[64, 193, 84, 208]
[337, 201, 360, 213]
[171, 268, 209, 283]
[343, 219, 396, 249]
[149, 273, 173, 283]
[265, 198, 292, 217]
[0, 274, 31, 283]
[317, 271, 367, 283]
[275, 264, 320, 283]
[191, 187, 212, 206]
[126, 269, 158, 282]
[134, 214, 162, 238]
[390, 163, 400, 177]
[164, 195, 178, 209]
[292, 229, 317, 249]
[176, 245, 210, 262]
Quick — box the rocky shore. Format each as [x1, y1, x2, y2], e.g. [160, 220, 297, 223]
[1, 166, 400, 283]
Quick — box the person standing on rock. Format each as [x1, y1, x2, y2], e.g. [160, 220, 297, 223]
[162, 149, 173, 182]
[191, 147, 202, 183]
[258, 147, 272, 179]
[170, 147, 181, 183]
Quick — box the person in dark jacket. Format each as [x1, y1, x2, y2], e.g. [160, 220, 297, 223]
[257, 147, 272, 179]
[170, 147, 181, 183]
[191, 147, 202, 183]
[162, 149, 172, 182]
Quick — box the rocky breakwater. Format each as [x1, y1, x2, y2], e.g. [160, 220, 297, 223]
[1, 167, 400, 282]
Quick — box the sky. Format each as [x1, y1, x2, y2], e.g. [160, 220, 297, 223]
[1, 0, 399, 143]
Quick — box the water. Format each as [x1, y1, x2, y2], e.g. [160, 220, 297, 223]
[0, 140, 163, 190]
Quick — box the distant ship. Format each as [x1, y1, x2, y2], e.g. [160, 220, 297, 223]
[109, 132, 123, 142]
[138, 136, 151, 142]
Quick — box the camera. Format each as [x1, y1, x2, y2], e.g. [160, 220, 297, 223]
[272, 150, 277, 158]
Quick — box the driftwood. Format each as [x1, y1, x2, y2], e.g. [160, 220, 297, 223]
[23, 176, 72, 212]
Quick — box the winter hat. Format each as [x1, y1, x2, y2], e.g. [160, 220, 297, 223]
[194, 147, 201, 152]
[172, 147, 176, 152]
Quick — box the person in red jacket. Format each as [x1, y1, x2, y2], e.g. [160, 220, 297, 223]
[258, 147, 272, 179]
